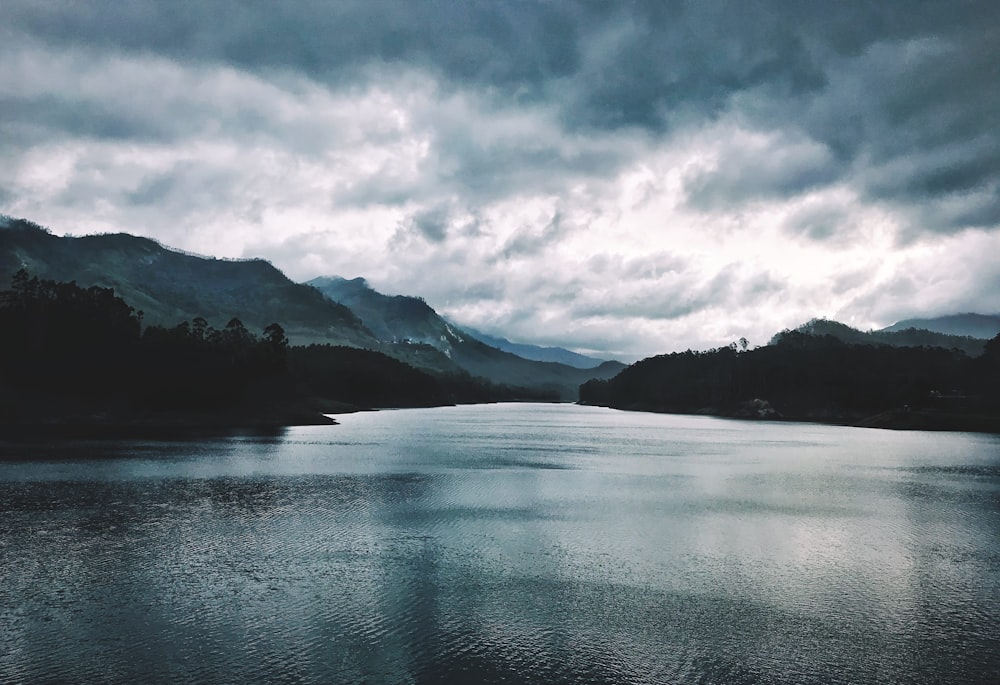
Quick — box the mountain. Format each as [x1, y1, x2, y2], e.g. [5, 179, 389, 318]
[777, 318, 987, 357]
[447, 338, 626, 401]
[0, 218, 623, 400]
[307, 276, 615, 368]
[308, 275, 626, 400]
[456, 325, 611, 369]
[0, 217, 375, 347]
[307, 276, 464, 351]
[882, 313, 1000, 340]
[0, 271, 560, 430]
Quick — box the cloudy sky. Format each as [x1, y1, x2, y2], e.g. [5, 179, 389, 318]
[2, 1, 999, 359]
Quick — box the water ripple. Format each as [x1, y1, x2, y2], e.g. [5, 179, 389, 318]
[3, 404, 1000, 684]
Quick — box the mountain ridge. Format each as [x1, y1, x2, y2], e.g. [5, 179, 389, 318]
[454, 324, 612, 369]
[0, 218, 375, 348]
[307, 275, 626, 400]
[583, 324, 1000, 433]
[776, 317, 987, 357]
[882, 313, 1000, 340]
[1, 217, 624, 400]
[307, 275, 614, 369]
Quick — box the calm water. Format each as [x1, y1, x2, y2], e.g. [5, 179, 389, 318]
[2, 403, 999, 684]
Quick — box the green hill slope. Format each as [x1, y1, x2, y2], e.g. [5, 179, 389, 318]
[0, 218, 375, 347]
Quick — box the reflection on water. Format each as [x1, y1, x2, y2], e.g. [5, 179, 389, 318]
[2, 404, 999, 684]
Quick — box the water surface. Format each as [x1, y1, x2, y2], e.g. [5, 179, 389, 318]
[2, 404, 999, 684]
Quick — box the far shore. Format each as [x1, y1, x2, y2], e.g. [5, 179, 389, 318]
[3, 400, 998, 440]
[0, 407, 335, 440]
[578, 400, 1000, 435]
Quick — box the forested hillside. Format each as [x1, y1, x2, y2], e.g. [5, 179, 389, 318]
[0, 218, 374, 347]
[0, 271, 555, 430]
[581, 331, 1000, 431]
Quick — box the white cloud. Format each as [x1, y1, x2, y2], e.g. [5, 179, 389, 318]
[2, 6, 999, 360]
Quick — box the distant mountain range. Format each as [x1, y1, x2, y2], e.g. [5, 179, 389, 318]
[0, 217, 623, 400]
[777, 318, 989, 357]
[8, 215, 999, 406]
[454, 326, 610, 369]
[308, 276, 612, 369]
[882, 313, 1000, 340]
[307, 276, 625, 399]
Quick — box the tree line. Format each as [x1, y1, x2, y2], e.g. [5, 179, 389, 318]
[0, 270, 553, 426]
[580, 329, 1000, 425]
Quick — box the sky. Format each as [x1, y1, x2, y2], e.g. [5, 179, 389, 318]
[2, 1, 999, 360]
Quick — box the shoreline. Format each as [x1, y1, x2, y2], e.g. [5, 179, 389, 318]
[3, 401, 998, 439]
[577, 401, 1000, 435]
[0, 408, 337, 440]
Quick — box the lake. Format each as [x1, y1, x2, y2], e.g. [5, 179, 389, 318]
[2, 403, 999, 684]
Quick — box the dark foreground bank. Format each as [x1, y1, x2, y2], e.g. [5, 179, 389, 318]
[0, 273, 559, 436]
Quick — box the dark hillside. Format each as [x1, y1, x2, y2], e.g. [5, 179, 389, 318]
[883, 313, 1000, 339]
[1, 217, 624, 401]
[310, 275, 625, 400]
[582, 331, 999, 430]
[0, 218, 375, 347]
[308, 276, 460, 349]
[784, 318, 986, 357]
[0, 271, 560, 430]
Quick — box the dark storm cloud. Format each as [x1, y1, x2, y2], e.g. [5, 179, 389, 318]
[5, 2, 987, 126]
[5, 0, 999, 232]
[790, 19, 999, 233]
[0, 93, 163, 145]
[4, 0, 1000, 356]
[561, 2, 830, 131]
[4, 0, 582, 91]
[407, 205, 451, 243]
[121, 163, 249, 214]
[500, 212, 567, 259]
[952, 190, 1000, 229]
[0, 42, 340, 158]
[337, 121, 635, 210]
[781, 203, 853, 243]
[570, 263, 780, 322]
[682, 134, 842, 211]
